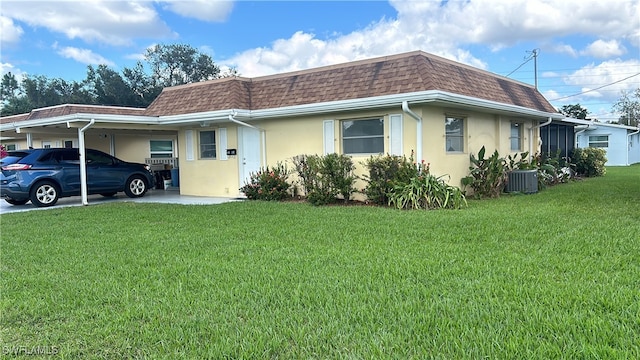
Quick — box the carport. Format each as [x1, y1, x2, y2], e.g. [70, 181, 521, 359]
[0, 106, 179, 206]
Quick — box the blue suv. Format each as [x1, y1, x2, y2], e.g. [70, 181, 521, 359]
[0, 148, 155, 207]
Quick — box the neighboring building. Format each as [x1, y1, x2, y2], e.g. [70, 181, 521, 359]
[1, 51, 563, 199]
[563, 118, 640, 166]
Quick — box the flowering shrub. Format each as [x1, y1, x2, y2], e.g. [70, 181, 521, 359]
[239, 163, 291, 201]
[0, 145, 7, 159]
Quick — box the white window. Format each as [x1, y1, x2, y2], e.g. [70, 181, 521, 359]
[5, 144, 17, 151]
[445, 116, 464, 152]
[150, 140, 174, 158]
[510, 122, 522, 151]
[342, 118, 384, 155]
[199, 131, 217, 159]
[589, 135, 609, 148]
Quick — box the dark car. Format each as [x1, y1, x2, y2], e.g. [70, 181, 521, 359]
[0, 148, 155, 207]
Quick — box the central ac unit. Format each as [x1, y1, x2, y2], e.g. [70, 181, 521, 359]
[506, 170, 538, 194]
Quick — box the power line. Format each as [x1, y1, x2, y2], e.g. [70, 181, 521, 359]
[547, 72, 640, 101]
[505, 50, 537, 77]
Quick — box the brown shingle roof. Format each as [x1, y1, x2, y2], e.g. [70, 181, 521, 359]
[1, 104, 146, 124]
[145, 50, 557, 116]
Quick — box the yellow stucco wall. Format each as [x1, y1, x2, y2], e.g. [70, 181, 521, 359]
[175, 105, 544, 198]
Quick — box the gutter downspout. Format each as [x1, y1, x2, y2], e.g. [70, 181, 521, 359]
[402, 101, 423, 163]
[574, 121, 597, 149]
[228, 111, 267, 167]
[78, 119, 95, 206]
[529, 117, 552, 160]
[627, 128, 640, 166]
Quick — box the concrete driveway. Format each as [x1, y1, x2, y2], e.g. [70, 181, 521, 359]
[0, 188, 241, 215]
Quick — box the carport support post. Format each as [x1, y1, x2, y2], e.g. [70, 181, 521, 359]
[77, 119, 95, 206]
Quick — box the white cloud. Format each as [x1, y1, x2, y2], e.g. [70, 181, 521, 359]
[548, 43, 578, 57]
[55, 45, 115, 66]
[224, 0, 638, 77]
[0, 62, 25, 79]
[581, 39, 626, 58]
[1, 1, 174, 46]
[159, 0, 234, 22]
[563, 59, 640, 100]
[0, 16, 23, 44]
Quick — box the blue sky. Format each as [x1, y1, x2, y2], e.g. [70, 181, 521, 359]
[1, 0, 639, 122]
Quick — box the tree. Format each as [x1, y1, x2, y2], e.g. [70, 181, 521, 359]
[86, 65, 142, 107]
[0, 42, 223, 116]
[613, 88, 640, 127]
[1, 72, 20, 102]
[558, 104, 589, 119]
[122, 62, 158, 107]
[144, 44, 220, 88]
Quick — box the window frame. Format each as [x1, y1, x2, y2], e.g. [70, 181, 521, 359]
[445, 116, 465, 153]
[588, 135, 609, 148]
[510, 122, 523, 151]
[149, 140, 174, 158]
[199, 130, 217, 159]
[341, 117, 385, 155]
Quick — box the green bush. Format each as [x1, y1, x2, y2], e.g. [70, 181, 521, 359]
[361, 154, 418, 205]
[572, 147, 607, 177]
[239, 163, 291, 201]
[535, 151, 576, 188]
[291, 153, 357, 206]
[388, 171, 467, 210]
[462, 146, 507, 198]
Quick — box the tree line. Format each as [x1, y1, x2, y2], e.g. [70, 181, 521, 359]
[1, 44, 237, 116]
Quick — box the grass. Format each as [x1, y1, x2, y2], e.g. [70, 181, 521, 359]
[1, 165, 639, 359]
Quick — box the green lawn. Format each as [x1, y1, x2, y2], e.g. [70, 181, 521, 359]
[1, 166, 639, 359]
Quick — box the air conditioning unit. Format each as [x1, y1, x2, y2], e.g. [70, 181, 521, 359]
[506, 170, 538, 194]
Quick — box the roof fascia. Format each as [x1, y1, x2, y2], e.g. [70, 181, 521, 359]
[156, 90, 562, 125]
[0, 113, 161, 131]
[561, 118, 639, 131]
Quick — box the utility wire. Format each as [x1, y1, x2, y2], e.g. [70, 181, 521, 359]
[548, 72, 640, 101]
[505, 54, 535, 77]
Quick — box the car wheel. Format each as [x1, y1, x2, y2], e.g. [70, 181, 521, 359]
[30, 180, 60, 207]
[100, 192, 117, 197]
[5, 198, 29, 205]
[124, 175, 147, 198]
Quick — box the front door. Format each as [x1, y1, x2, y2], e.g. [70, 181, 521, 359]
[238, 127, 261, 188]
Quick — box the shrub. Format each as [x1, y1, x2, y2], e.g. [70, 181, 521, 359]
[462, 146, 507, 198]
[572, 147, 607, 177]
[239, 163, 291, 201]
[361, 154, 417, 205]
[291, 153, 357, 206]
[388, 167, 467, 210]
[535, 151, 576, 188]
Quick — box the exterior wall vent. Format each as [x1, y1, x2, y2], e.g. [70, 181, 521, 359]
[506, 170, 538, 194]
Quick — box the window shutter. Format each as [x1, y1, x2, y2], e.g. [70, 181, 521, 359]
[323, 120, 335, 154]
[185, 130, 194, 161]
[389, 114, 403, 155]
[219, 128, 228, 160]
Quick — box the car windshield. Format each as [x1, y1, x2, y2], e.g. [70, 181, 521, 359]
[0, 152, 31, 166]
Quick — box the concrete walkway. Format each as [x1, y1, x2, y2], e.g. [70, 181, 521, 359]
[0, 188, 242, 215]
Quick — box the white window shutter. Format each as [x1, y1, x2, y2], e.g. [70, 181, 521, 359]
[390, 114, 403, 155]
[323, 120, 335, 154]
[185, 130, 194, 161]
[219, 128, 228, 160]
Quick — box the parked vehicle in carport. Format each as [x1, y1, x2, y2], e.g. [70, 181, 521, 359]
[0, 148, 155, 207]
